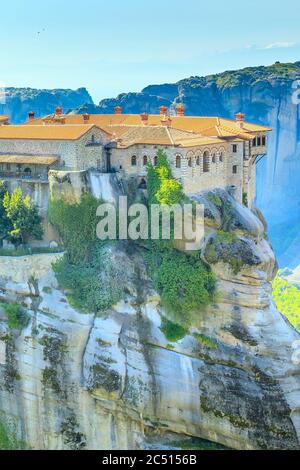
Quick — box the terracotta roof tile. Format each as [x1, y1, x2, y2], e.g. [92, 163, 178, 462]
[24, 113, 271, 133]
[0, 124, 108, 140]
[0, 155, 58, 165]
[106, 124, 227, 148]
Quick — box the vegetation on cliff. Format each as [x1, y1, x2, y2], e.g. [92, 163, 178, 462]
[0, 419, 25, 450]
[272, 273, 300, 332]
[49, 194, 125, 313]
[0, 303, 29, 329]
[144, 150, 215, 327]
[205, 61, 300, 89]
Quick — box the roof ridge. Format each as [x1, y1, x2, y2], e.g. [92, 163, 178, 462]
[165, 126, 174, 145]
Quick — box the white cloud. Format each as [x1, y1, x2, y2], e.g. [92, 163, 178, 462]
[262, 42, 296, 50]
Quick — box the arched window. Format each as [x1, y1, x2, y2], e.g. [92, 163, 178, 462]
[131, 155, 137, 166]
[154, 156, 158, 166]
[219, 152, 223, 163]
[196, 156, 200, 166]
[143, 155, 148, 166]
[188, 157, 192, 167]
[203, 151, 210, 172]
[176, 155, 181, 168]
[212, 154, 216, 163]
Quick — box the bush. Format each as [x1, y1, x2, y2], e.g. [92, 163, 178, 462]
[53, 245, 124, 313]
[145, 244, 215, 327]
[160, 316, 188, 342]
[192, 332, 218, 349]
[0, 303, 29, 329]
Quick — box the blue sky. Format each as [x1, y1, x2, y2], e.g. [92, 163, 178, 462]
[1, 0, 300, 102]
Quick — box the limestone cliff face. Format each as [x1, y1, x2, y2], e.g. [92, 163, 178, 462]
[0, 190, 299, 450]
[74, 62, 300, 266]
[0, 87, 93, 124]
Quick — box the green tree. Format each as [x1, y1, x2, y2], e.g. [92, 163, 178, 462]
[147, 149, 184, 205]
[0, 181, 12, 242]
[3, 187, 43, 245]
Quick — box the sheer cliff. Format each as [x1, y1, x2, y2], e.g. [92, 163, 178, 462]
[0, 190, 299, 450]
[73, 61, 300, 267]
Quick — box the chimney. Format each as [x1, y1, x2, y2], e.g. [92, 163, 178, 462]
[141, 113, 149, 125]
[28, 111, 35, 121]
[176, 104, 185, 116]
[55, 106, 63, 116]
[83, 113, 90, 123]
[115, 106, 122, 115]
[159, 105, 168, 116]
[235, 112, 245, 128]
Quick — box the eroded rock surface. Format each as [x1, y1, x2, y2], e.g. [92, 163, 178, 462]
[0, 192, 300, 450]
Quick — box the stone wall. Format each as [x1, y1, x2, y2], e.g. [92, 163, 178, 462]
[0, 127, 108, 172]
[110, 141, 245, 202]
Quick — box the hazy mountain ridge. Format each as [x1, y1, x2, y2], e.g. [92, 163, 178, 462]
[0, 87, 93, 124]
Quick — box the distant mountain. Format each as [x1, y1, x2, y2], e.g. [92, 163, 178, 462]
[0, 87, 93, 124]
[72, 61, 300, 266]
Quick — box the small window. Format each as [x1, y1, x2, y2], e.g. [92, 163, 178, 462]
[262, 136, 266, 146]
[252, 138, 256, 147]
[176, 155, 181, 168]
[219, 152, 223, 162]
[233, 165, 238, 174]
[139, 178, 147, 189]
[196, 156, 200, 166]
[212, 154, 216, 163]
[131, 155, 137, 166]
[143, 155, 148, 166]
[6, 163, 11, 171]
[154, 156, 158, 166]
[203, 151, 210, 172]
[188, 157, 192, 167]
[232, 144, 237, 153]
[91, 135, 95, 143]
[257, 137, 261, 146]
